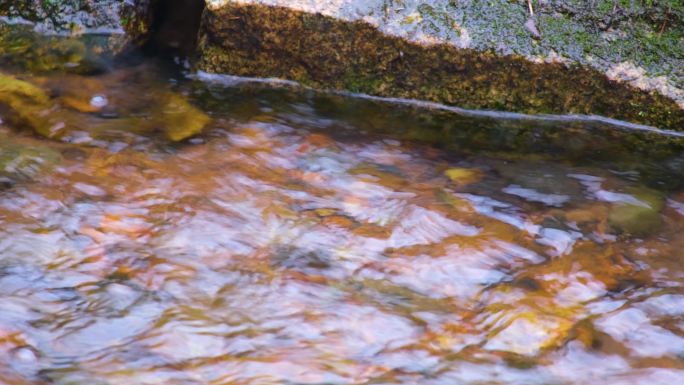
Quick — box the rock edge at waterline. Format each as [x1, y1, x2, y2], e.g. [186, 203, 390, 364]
[197, 0, 683, 130]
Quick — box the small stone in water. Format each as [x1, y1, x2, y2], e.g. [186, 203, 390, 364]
[161, 93, 211, 142]
[445, 167, 482, 184]
[90, 95, 108, 109]
[12, 346, 38, 363]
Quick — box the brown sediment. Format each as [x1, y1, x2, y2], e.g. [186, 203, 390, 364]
[196, 3, 683, 130]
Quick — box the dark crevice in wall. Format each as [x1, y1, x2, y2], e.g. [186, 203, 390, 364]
[197, 3, 684, 130]
[145, 0, 206, 57]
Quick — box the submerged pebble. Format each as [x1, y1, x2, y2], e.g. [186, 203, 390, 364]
[89, 94, 108, 109]
[159, 93, 212, 142]
[445, 167, 483, 185]
[0, 73, 55, 136]
[11, 346, 38, 363]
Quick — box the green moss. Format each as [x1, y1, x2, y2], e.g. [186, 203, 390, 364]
[160, 93, 211, 142]
[343, 70, 386, 94]
[538, 14, 596, 56]
[538, 0, 684, 88]
[0, 73, 56, 137]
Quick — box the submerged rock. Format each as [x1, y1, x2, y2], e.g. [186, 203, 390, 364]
[0, 73, 49, 104]
[444, 167, 482, 185]
[493, 161, 583, 205]
[608, 187, 665, 237]
[86, 90, 211, 141]
[159, 93, 211, 141]
[483, 312, 573, 356]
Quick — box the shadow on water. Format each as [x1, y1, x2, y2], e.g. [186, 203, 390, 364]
[143, 0, 206, 57]
[189, 77, 684, 191]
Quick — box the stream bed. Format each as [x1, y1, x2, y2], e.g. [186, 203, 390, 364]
[0, 29, 683, 385]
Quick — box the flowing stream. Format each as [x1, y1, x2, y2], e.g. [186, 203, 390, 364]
[0, 28, 683, 385]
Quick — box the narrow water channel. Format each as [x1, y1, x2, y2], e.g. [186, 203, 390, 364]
[0, 28, 683, 385]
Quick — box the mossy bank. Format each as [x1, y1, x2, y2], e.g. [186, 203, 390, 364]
[197, 1, 683, 130]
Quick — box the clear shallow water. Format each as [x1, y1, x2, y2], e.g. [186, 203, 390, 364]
[1, 38, 684, 385]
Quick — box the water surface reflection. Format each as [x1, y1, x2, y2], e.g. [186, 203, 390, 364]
[0, 57, 683, 385]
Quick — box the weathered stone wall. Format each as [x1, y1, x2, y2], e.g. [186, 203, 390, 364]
[197, 1, 683, 130]
[204, 0, 684, 109]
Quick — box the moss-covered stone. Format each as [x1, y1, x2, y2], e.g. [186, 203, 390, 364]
[197, 2, 683, 130]
[0, 142, 62, 182]
[0, 73, 57, 137]
[608, 187, 665, 236]
[444, 168, 483, 185]
[159, 93, 211, 141]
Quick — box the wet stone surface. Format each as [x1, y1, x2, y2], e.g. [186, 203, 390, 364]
[0, 29, 683, 385]
[198, 1, 684, 130]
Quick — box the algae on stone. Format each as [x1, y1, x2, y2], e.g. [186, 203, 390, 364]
[204, 0, 683, 108]
[0, 143, 62, 182]
[444, 168, 482, 185]
[0, 73, 57, 137]
[0, 23, 114, 74]
[608, 187, 665, 236]
[0, 73, 49, 104]
[159, 93, 211, 142]
[74, 92, 211, 142]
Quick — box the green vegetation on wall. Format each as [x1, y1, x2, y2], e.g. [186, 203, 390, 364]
[198, 3, 684, 130]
